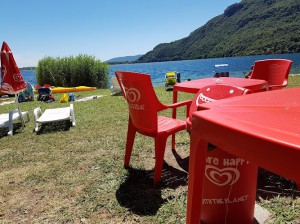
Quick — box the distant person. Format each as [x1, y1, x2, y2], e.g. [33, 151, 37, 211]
[18, 82, 34, 102]
[244, 65, 254, 79]
[214, 72, 220, 78]
[214, 72, 229, 78]
[177, 72, 181, 83]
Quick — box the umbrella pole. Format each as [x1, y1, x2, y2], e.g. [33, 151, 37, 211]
[16, 93, 25, 129]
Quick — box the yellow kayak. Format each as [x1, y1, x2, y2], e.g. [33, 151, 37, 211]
[34, 86, 97, 94]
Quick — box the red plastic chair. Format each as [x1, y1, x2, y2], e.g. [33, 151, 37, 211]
[249, 59, 292, 90]
[115, 71, 192, 184]
[186, 84, 251, 132]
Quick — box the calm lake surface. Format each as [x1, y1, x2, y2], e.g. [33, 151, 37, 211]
[22, 53, 300, 87]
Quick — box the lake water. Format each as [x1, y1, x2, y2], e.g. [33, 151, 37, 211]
[21, 53, 300, 87]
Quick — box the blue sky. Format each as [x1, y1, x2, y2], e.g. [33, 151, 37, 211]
[1, 0, 239, 67]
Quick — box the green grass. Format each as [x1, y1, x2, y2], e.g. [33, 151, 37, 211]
[0, 76, 300, 223]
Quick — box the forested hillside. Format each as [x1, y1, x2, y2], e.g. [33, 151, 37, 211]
[106, 55, 143, 64]
[137, 0, 300, 63]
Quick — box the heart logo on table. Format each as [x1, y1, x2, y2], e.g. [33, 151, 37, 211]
[205, 165, 240, 186]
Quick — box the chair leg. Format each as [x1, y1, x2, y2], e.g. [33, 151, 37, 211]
[25, 112, 30, 122]
[70, 104, 76, 127]
[124, 117, 136, 167]
[8, 110, 16, 136]
[34, 107, 42, 132]
[34, 123, 40, 132]
[154, 135, 168, 185]
[171, 134, 175, 150]
[8, 115, 13, 136]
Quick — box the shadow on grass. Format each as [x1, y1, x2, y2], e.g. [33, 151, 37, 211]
[35, 120, 71, 135]
[171, 143, 217, 173]
[172, 149, 189, 172]
[256, 168, 300, 200]
[111, 92, 123, 96]
[0, 123, 24, 138]
[0, 129, 7, 138]
[116, 161, 188, 216]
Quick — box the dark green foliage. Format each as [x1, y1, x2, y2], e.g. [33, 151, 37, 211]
[224, 3, 244, 17]
[137, 0, 300, 63]
[36, 55, 109, 88]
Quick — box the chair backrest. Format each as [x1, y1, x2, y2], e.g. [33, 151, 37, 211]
[111, 77, 121, 92]
[115, 71, 163, 133]
[189, 84, 251, 122]
[249, 59, 292, 88]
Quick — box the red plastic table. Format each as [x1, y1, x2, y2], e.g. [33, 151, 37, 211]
[186, 87, 300, 224]
[171, 77, 268, 147]
[173, 77, 268, 99]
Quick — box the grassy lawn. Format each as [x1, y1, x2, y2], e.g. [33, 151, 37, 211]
[0, 76, 300, 223]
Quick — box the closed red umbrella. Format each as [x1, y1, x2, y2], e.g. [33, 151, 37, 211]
[1, 41, 27, 129]
[1, 41, 27, 94]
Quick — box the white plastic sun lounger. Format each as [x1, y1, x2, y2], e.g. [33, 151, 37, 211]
[34, 104, 75, 132]
[0, 109, 30, 135]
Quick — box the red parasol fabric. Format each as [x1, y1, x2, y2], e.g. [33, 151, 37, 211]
[1, 41, 27, 131]
[1, 41, 27, 94]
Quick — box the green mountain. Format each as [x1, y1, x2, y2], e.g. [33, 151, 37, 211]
[106, 54, 143, 64]
[137, 0, 300, 63]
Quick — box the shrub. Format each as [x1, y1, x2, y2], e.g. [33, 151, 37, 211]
[36, 55, 109, 88]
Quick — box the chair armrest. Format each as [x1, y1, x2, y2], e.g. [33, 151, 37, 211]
[268, 84, 286, 90]
[8, 109, 19, 136]
[159, 100, 192, 118]
[164, 100, 192, 109]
